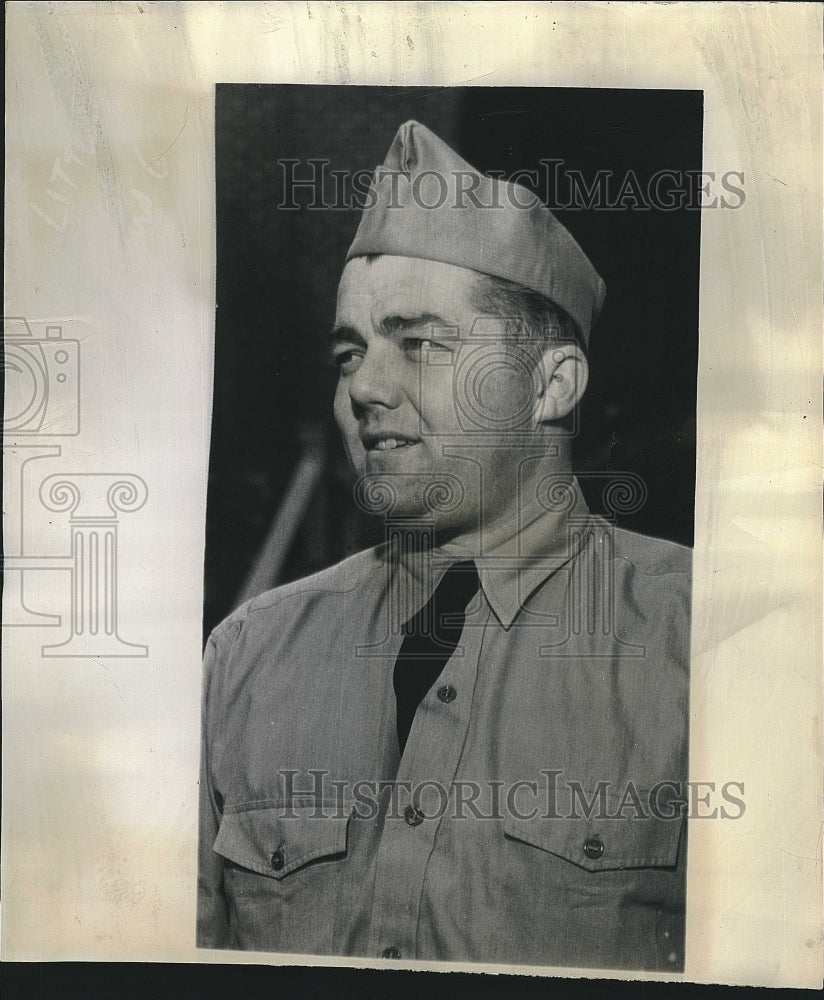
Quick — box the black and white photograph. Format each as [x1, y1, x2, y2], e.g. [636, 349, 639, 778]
[2, 3, 821, 995]
[199, 85, 702, 971]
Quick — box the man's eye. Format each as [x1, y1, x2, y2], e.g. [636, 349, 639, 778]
[405, 338, 452, 356]
[332, 350, 363, 374]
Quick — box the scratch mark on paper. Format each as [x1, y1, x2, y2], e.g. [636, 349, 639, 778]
[455, 68, 500, 86]
[149, 106, 190, 167]
[98, 661, 126, 707]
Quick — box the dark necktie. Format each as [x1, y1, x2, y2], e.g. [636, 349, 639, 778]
[393, 560, 480, 755]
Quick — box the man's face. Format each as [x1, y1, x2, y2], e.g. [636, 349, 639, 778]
[332, 255, 549, 539]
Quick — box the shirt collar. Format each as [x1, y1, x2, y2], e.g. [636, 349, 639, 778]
[384, 473, 592, 630]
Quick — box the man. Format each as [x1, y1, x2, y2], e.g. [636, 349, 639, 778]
[198, 121, 691, 972]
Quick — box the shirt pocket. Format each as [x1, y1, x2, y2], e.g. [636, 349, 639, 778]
[501, 803, 686, 970]
[503, 804, 684, 875]
[212, 804, 353, 953]
[214, 805, 351, 887]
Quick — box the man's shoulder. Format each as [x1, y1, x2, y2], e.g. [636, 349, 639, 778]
[209, 545, 387, 643]
[607, 523, 692, 581]
[588, 522, 692, 657]
[598, 522, 692, 622]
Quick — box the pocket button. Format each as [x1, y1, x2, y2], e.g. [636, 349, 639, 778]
[271, 848, 285, 871]
[404, 805, 424, 827]
[583, 836, 604, 860]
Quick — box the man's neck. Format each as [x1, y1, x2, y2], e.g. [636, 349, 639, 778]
[435, 468, 576, 560]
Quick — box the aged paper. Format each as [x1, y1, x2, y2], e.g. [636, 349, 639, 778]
[3, 1, 822, 988]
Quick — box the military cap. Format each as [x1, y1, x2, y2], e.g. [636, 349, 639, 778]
[346, 120, 606, 344]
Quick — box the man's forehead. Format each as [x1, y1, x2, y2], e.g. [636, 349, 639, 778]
[335, 256, 479, 325]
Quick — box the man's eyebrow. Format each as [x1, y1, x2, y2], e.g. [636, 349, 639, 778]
[379, 313, 454, 336]
[329, 325, 366, 347]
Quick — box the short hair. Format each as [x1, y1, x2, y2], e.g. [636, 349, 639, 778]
[470, 272, 586, 434]
[469, 273, 585, 355]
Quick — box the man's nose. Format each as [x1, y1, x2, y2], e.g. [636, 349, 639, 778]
[347, 345, 403, 411]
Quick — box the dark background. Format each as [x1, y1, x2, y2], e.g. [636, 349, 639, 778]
[0, 962, 784, 1000]
[1, 961, 783, 999]
[205, 85, 702, 637]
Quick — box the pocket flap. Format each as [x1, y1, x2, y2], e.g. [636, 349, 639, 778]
[214, 805, 350, 880]
[504, 802, 684, 872]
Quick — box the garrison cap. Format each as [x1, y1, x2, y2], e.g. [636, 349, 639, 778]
[345, 120, 606, 345]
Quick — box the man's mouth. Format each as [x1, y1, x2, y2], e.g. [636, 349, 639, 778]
[363, 434, 420, 452]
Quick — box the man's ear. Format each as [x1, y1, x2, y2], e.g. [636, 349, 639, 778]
[534, 344, 589, 425]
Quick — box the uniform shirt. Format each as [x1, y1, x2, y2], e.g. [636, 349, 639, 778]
[197, 478, 691, 971]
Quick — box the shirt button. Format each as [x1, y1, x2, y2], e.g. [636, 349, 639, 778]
[270, 848, 285, 871]
[380, 946, 401, 959]
[583, 836, 604, 860]
[404, 805, 424, 827]
[437, 684, 457, 703]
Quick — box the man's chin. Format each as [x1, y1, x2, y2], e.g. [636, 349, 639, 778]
[353, 466, 470, 522]
[362, 443, 425, 474]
